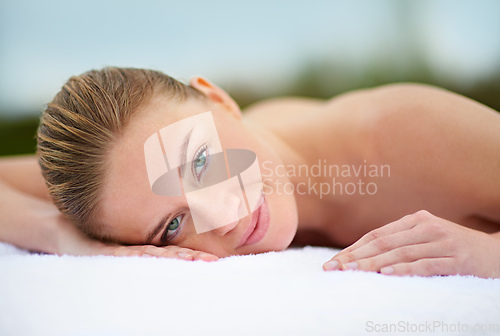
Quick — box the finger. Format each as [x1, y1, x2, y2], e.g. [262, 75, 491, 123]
[381, 257, 457, 277]
[123, 245, 219, 261]
[332, 226, 436, 268]
[145, 246, 218, 262]
[349, 242, 447, 272]
[125, 245, 192, 260]
[122, 245, 168, 258]
[324, 225, 430, 271]
[191, 250, 219, 262]
[112, 246, 150, 257]
[144, 246, 196, 260]
[164, 247, 218, 261]
[333, 210, 428, 259]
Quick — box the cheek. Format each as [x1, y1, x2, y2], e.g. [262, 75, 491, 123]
[265, 186, 299, 251]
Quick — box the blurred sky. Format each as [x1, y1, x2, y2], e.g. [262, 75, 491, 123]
[1, 0, 500, 116]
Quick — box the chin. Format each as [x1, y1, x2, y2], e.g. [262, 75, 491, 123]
[235, 193, 298, 256]
[269, 216, 298, 252]
[259, 191, 298, 253]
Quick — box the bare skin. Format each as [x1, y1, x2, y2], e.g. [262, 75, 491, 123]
[0, 80, 499, 277]
[243, 84, 500, 277]
[245, 84, 500, 243]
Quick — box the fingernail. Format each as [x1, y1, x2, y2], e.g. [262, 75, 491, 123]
[202, 254, 219, 262]
[143, 254, 155, 258]
[381, 266, 394, 275]
[344, 262, 359, 270]
[323, 260, 339, 271]
[178, 252, 193, 260]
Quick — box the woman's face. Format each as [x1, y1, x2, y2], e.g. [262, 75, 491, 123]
[99, 78, 298, 257]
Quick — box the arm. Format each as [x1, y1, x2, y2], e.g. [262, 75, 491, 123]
[324, 210, 500, 278]
[0, 155, 218, 261]
[0, 155, 58, 253]
[323, 83, 500, 278]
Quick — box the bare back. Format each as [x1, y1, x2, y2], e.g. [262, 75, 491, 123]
[244, 83, 500, 247]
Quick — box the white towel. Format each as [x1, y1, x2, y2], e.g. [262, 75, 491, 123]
[1, 241, 499, 336]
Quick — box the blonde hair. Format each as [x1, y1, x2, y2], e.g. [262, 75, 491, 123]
[37, 67, 205, 240]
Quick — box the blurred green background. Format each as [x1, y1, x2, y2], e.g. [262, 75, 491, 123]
[1, 0, 499, 157]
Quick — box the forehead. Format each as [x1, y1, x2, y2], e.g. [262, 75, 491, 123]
[99, 97, 210, 242]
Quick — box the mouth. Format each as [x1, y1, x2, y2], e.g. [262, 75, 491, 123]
[237, 194, 270, 248]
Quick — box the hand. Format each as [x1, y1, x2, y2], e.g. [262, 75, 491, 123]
[54, 214, 218, 261]
[323, 210, 500, 278]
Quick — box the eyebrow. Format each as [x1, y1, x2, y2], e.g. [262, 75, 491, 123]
[145, 128, 193, 245]
[179, 128, 193, 178]
[145, 213, 170, 245]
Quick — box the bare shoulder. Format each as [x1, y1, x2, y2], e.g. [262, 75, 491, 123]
[242, 96, 326, 125]
[0, 154, 51, 200]
[363, 82, 500, 220]
[364, 82, 500, 151]
[369, 82, 500, 119]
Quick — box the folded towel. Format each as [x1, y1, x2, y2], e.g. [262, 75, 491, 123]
[1, 242, 499, 336]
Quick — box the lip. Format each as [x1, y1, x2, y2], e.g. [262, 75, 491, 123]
[237, 195, 270, 248]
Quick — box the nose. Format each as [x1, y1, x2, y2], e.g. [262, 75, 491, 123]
[210, 191, 242, 236]
[186, 183, 247, 235]
[212, 219, 239, 236]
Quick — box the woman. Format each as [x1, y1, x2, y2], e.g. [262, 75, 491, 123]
[0, 67, 499, 278]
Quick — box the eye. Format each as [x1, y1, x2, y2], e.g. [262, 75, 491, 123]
[161, 214, 183, 243]
[192, 144, 209, 181]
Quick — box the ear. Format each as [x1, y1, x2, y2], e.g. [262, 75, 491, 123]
[189, 76, 242, 120]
